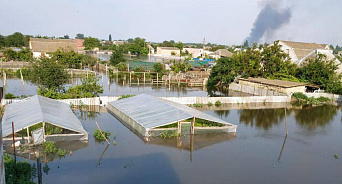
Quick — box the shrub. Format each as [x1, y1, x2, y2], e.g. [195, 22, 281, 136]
[4, 154, 36, 184]
[43, 141, 57, 154]
[215, 100, 222, 106]
[292, 92, 309, 101]
[93, 129, 111, 141]
[4, 92, 17, 99]
[207, 101, 213, 106]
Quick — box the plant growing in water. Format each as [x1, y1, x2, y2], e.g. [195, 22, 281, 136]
[215, 100, 222, 106]
[57, 148, 67, 157]
[118, 94, 136, 100]
[93, 129, 111, 141]
[43, 141, 57, 154]
[193, 103, 203, 108]
[207, 101, 213, 106]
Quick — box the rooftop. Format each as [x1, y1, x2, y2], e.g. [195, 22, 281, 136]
[239, 77, 307, 88]
[157, 47, 180, 50]
[30, 38, 78, 53]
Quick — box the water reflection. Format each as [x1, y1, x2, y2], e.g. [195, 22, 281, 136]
[238, 108, 287, 130]
[293, 105, 339, 130]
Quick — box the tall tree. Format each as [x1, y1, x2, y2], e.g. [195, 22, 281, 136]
[110, 47, 126, 66]
[75, 33, 84, 39]
[63, 35, 70, 39]
[109, 34, 112, 41]
[83, 37, 100, 50]
[5, 32, 25, 47]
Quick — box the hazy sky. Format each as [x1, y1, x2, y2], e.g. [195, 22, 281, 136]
[1, 0, 341, 45]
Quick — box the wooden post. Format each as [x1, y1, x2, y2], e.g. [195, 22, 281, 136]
[95, 121, 110, 145]
[144, 72, 146, 84]
[129, 72, 132, 84]
[191, 116, 195, 135]
[42, 121, 46, 142]
[12, 122, 16, 163]
[138, 77, 140, 86]
[26, 127, 30, 144]
[157, 73, 159, 84]
[285, 108, 288, 135]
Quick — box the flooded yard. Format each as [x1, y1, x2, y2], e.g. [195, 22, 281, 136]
[10, 105, 342, 184]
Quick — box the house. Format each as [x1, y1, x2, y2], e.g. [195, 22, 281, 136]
[147, 44, 155, 55]
[209, 49, 233, 60]
[29, 38, 78, 58]
[74, 39, 85, 51]
[182, 48, 203, 58]
[156, 47, 180, 56]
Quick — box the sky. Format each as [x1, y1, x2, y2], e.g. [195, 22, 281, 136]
[0, 0, 341, 45]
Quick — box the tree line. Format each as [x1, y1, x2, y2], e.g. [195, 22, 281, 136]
[208, 41, 342, 95]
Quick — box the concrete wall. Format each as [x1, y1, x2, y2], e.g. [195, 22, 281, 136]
[229, 83, 287, 96]
[156, 47, 180, 56]
[304, 93, 342, 102]
[160, 96, 291, 105]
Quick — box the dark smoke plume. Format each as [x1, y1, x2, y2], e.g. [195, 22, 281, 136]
[246, 2, 292, 44]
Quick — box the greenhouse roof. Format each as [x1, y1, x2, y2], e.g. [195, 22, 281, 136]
[2, 95, 87, 137]
[108, 94, 235, 129]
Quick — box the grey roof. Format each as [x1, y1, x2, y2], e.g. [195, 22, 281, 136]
[109, 94, 235, 129]
[2, 95, 87, 137]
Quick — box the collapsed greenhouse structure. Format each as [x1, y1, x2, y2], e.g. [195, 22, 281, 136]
[107, 94, 237, 139]
[1, 95, 88, 146]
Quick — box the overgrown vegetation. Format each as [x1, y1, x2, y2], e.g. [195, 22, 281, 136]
[93, 129, 111, 141]
[160, 130, 178, 138]
[193, 103, 204, 108]
[4, 92, 28, 99]
[292, 92, 331, 105]
[215, 100, 222, 106]
[4, 154, 36, 184]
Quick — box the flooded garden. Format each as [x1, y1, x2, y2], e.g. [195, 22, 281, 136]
[2, 74, 342, 184]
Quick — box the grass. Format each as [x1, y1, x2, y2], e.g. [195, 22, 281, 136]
[93, 129, 111, 141]
[118, 94, 136, 100]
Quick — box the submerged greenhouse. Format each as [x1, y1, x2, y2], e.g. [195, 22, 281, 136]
[107, 94, 237, 139]
[1, 95, 88, 145]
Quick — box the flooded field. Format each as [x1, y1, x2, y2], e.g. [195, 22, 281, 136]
[10, 105, 342, 184]
[1, 75, 246, 97]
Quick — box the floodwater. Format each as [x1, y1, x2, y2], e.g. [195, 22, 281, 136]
[12, 105, 342, 184]
[0, 75, 243, 97]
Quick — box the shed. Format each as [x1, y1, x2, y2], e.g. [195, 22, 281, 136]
[107, 94, 237, 139]
[2, 95, 88, 145]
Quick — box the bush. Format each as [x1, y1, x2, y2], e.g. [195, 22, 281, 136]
[4, 154, 36, 184]
[43, 141, 57, 154]
[4, 92, 17, 99]
[292, 92, 309, 101]
[215, 100, 222, 106]
[93, 129, 111, 141]
[207, 102, 213, 106]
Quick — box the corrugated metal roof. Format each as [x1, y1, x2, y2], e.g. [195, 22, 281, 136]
[2, 95, 87, 137]
[109, 94, 235, 129]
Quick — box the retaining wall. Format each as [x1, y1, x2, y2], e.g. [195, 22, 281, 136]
[304, 93, 342, 102]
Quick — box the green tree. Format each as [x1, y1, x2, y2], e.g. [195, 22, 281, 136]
[63, 35, 70, 39]
[296, 54, 342, 94]
[3, 49, 17, 61]
[30, 57, 70, 91]
[5, 32, 26, 47]
[0, 35, 5, 48]
[83, 37, 100, 50]
[153, 63, 164, 73]
[75, 33, 84, 39]
[208, 57, 241, 86]
[110, 47, 126, 66]
[109, 34, 112, 41]
[51, 49, 84, 68]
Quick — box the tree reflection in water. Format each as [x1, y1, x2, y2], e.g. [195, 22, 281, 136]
[294, 105, 339, 131]
[214, 110, 230, 118]
[238, 108, 288, 130]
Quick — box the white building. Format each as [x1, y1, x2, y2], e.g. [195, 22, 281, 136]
[278, 40, 342, 73]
